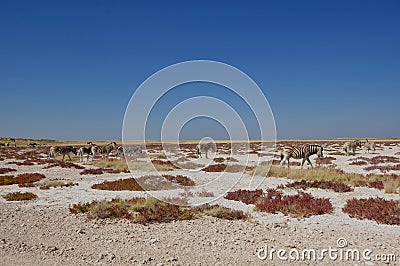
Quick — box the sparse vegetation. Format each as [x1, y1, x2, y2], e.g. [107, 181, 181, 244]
[0, 173, 45, 186]
[282, 180, 353, 192]
[69, 197, 246, 224]
[162, 175, 195, 186]
[92, 178, 144, 191]
[225, 188, 333, 218]
[0, 167, 17, 174]
[252, 166, 399, 190]
[343, 197, 400, 225]
[37, 180, 76, 189]
[3, 191, 38, 201]
[255, 189, 333, 218]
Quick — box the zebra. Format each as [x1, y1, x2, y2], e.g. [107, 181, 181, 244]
[196, 142, 216, 159]
[78, 144, 95, 162]
[49, 146, 77, 161]
[343, 140, 362, 156]
[280, 144, 324, 168]
[364, 139, 376, 153]
[116, 145, 142, 158]
[91, 142, 118, 159]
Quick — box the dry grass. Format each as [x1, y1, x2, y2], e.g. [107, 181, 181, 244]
[3, 191, 38, 201]
[384, 178, 400, 194]
[252, 166, 400, 192]
[91, 159, 129, 172]
[126, 161, 175, 172]
[37, 180, 76, 189]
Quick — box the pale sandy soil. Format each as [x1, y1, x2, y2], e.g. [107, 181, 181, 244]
[0, 142, 399, 265]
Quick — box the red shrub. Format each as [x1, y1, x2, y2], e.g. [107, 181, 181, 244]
[3, 191, 37, 201]
[0, 173, 46, 186]
[213, 157, 225, 163]
[44, 161, 84, 170]
[284, 180, 353, 193]
[349, 160, 368, 166]
[316, 156, 336, 165]
[366, 181, 384, 190]
[80, 169, 104, 175]
[225, 189, 263, 204]
[343, 197, 400, 225]
[162, 175, 195, 186]
[202, 164, 227, 172]
[0, 167, 17, 174]
[92, 178, 144, 191]
[255, 189, 333, 218]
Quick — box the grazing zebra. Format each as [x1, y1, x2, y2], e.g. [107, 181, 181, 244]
[364, 139, 376, 153]
[116, 145, 142, 158]
[280, 144, 324, 168]
[78, 145, 95, 162]
[10, 138, 16, 147]
[29, 142, 38, 148]
[49, 146, 77, 161]
[92, 142, 118, 159]
[343, 140, 362, 156]
[196, 142, 216, 159]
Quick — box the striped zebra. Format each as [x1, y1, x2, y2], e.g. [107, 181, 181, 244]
[343, 140, 362, 156]
[116, 145, 142, 158]
[49, 146, 77, 161]
[78, 144, 95, 162]
[280, 144, 324, 168]
[196, 142, 216, 159]
[364, 139, 376, 153]
[92, 142, 118, 159]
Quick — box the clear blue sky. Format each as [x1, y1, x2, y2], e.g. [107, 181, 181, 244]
[0, 0, 399, 140]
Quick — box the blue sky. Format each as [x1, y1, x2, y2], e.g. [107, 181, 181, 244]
[0, 0, 399, 140]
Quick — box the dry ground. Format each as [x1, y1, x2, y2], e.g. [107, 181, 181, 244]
[0, 139, 399, 265]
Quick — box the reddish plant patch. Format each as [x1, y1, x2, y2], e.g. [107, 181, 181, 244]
[284, 180, 353, 193]
[225, 189, 263, 204]
[366, 181, 384, 190]
[3, 191, 38, 201]
[343, 197, 400, 225]
[0, 173, 45, 186]
[196, 190, 215, 197]
[44, 161, 85, 170]
[213, 157, 225, 163]
[256, 189, 333, 218]
[202, 164, 227, 172]
[162, 175, 195, 186]
[349, 160, 368, 166]
[80, 168, 104, 175]
[151, 159, 178, 169]
[316, 156, 336, 165]
[0, 167, 17, 174]
[92, 178, 144, 191]
[364, 164, 400, 173]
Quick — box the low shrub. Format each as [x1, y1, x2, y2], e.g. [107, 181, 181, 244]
[3, 191, 37, 201]
[162, 175, 195, 186]
[92, 178, 144, 191]
[80, 168, 104, 175]
[70, 197, 246, 224]
[0, 173, 45, 186]
[202, 164, 227, 172]
[225, 189, 263, 204]
[284, 180, 353, 192]
[343, 197, 400, 225]
[255, 189, 333, 218]
[0, 167, 17, 174]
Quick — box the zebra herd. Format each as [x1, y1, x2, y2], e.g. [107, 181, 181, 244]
[280, 139, 377, 169]
[48, 142, 143, 162]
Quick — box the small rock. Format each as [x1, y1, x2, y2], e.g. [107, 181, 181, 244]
[77, 228, 85, 234]
[149, 238, 159, 244]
